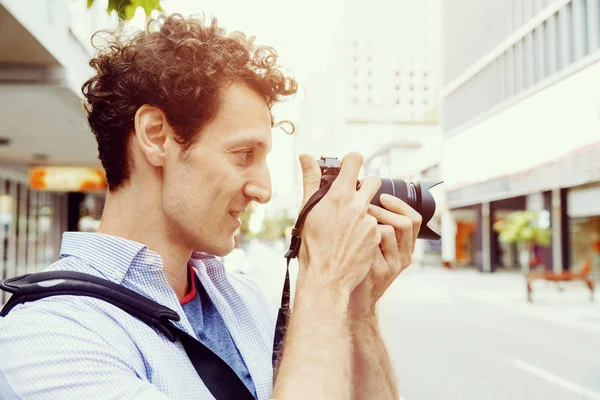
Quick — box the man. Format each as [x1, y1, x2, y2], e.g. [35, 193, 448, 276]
[0, 13, 421, 400]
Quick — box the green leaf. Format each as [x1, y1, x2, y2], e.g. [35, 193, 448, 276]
[138, 0, 162, 16]
[492, 220, 505, 232]
[103, 0, 163, 20]
[123, 4, 137, 20]
[87, 0, 94, 8]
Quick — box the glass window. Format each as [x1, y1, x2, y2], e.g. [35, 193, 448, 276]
[533, 26, 545, 83]
[505, 47, 515, 99]
[51, 193, 66, 261]
[16, 183, 28, 277]
[523, 33, 534, 89]
[569, 215, 600, 278]
[27, 189, 38, 273]
[557, 5, 574, 70]
[544, 14, 558, 77]
[513, 0, 523, 29]
[523, 0, 533, 22]
[0, 181, 18, 304]
[571, 0, 588, 61]
[0, 180, 7, 305]
[36, 192, 54, 268]
[586, 0, 600, 52]
[514, 41, 524, 94]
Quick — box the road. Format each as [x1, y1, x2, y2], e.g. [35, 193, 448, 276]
[228, 240, 600, 400]
[379, 268, 600, 400]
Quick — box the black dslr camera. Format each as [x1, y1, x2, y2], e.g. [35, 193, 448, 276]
[317, 156, 442, 240]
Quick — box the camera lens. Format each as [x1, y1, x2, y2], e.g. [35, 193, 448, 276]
[369, 178, 442, 240]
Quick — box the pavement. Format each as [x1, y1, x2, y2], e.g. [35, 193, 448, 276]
[379, 267, 600, 400]
[231, 240, 600, 400]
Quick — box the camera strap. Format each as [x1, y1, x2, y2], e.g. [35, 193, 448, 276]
[272, 174, 337, 368]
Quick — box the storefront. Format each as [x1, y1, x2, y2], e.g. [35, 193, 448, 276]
[568, 182, 600, 279]
[452, 208, 477, 267]
[0, 166, 108, 305]
[0, 170, 68, 305]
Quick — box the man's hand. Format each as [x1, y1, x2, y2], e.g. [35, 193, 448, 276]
[349, 193, 422, 317]
[296, 153, 382, 294]
[272, 153, 384, 400]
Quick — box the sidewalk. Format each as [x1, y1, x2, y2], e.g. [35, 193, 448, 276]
[398, 266, 600, 333]
[234, 242, 600, 333]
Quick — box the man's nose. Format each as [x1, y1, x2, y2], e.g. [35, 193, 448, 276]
[245, 168, 272, 204]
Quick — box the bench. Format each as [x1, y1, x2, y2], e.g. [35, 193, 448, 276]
[525, 259, 595, 302]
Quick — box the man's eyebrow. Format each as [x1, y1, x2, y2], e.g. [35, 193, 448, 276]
[228, 137, 271, 151]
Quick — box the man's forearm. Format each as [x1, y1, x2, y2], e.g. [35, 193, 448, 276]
[350, 314, 399, 400]
[272, 275, 353, 400]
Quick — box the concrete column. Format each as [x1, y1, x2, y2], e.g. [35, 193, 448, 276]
[542, 191, 553, 270]
[489, 202, 498, 271]
[476, 202, 493, 272]
[551, 188, 563, 274]
[561, 189, 571, 271]
[441, 210, 456, 267]
[481, 202, 492, 272]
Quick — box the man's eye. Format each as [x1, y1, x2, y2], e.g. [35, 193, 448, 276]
[239, 150, 254, 164]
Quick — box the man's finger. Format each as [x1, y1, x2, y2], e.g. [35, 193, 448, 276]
[357, 176, 382, 206]
[299, 154, 321, 206]
[331, 152, 364, 192]
[380, 194, 422, 252]
[368, 204, 414, 258]
[377, 224, 400, 269]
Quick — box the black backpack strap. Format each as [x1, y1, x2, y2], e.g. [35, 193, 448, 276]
[0, 271, 255, 400]
[0, 272, 180, 339]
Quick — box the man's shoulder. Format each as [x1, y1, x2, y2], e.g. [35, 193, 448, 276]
[43, 254, 105, 275]
[0, 257, 141, 340]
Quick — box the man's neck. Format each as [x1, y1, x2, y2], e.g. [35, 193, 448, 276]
[96, 184, 191, 300]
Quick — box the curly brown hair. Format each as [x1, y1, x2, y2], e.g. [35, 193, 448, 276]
[82, 13, 298, 191]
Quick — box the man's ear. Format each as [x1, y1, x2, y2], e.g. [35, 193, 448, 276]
[134, 104, 171, 167]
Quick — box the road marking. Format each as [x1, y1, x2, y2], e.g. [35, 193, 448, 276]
[512, 358, 600, 400]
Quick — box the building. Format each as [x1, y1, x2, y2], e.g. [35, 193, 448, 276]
[0, 0, 117, 303]
[344, 0, 440, 124]
[340, 0, 442, 159]
[441, 0, 600, 278]
[292, 0, 443, 213]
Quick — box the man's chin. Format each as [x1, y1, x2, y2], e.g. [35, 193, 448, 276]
[205, 238, 236, 258]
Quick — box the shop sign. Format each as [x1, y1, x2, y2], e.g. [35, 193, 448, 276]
[29, 167, 107, 192]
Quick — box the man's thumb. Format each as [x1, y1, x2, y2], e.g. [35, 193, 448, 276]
[299, 154, 321, 203]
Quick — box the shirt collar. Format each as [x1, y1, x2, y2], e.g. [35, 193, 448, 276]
[191, 250, 217, 261]
[190, 250, 227, 278]
[59, 232, 162, 283]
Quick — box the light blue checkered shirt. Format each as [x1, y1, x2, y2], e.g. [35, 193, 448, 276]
[0, 232, 277, 400]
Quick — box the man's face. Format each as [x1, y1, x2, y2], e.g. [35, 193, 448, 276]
[162, 83, 273, 256]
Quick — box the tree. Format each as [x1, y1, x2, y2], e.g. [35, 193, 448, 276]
[493, 210, 552, 271]
[238, 203, 255, 239]
[257, 210, 295, 242]
[87, 0, 163, 21]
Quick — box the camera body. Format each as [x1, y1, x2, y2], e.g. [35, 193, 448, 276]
[317, 156, 442, 240]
